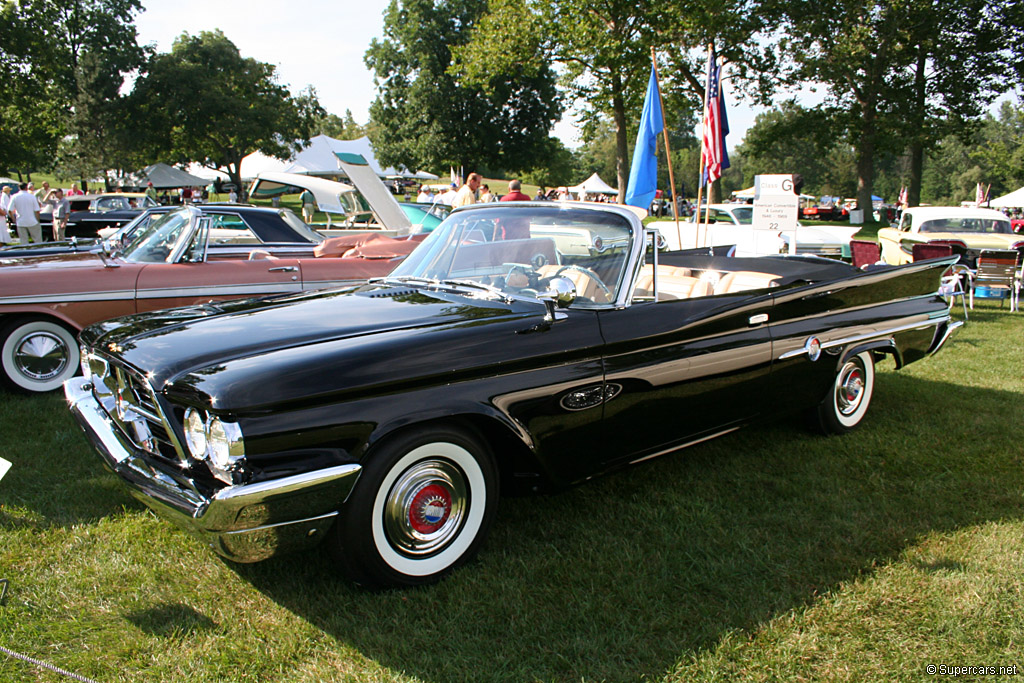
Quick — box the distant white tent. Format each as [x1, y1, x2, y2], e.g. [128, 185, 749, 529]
[185, 153, 289, 183]
[990, 186, 1024, 208]
[569, 173, 618, 195]
[284, 134, 434, 179]
[185, 135, 435, 185]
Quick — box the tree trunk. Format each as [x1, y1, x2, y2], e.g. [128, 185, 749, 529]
[907, 49, 928, 208]
[856, 135, 875, 225]
[908, 142, 923, 208]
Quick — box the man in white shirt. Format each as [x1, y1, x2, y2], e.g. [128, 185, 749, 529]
[452, 173, 481, 208]
[10, 183, 43, 244]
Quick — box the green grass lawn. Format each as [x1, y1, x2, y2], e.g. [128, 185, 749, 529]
[1, 301, 1022, 682]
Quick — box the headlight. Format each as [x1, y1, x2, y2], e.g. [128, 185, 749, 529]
[184, 408, 208, 460]
[207, 417, 244, 469]
[181, 408, 245, 482]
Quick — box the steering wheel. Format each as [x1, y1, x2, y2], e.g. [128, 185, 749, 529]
[552, 264, 613, 302]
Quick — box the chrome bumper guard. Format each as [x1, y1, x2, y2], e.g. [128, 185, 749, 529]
[64, 377, 362, 563]
[929, 318, 963, 355]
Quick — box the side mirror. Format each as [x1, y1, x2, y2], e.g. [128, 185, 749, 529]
[536, 276, 576, 323]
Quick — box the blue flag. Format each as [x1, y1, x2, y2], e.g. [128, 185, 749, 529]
[625, 65, 663, 209]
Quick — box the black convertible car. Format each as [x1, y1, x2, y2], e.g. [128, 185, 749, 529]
[65, 202, 961, 587]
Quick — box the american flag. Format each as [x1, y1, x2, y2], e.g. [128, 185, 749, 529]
[898, 186, 908, 207]
[700, 49, 730, 187]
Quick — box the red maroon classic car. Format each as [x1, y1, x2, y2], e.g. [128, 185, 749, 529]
[0, 206, 421, 393]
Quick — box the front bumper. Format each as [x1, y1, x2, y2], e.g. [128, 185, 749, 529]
[64, 377, 362, 563]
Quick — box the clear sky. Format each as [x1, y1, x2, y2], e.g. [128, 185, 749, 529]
[135, 0, 764, 151]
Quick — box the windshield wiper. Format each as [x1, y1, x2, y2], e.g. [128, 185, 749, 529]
[376, 275, 440, 287]
[440, 279, 512, 301]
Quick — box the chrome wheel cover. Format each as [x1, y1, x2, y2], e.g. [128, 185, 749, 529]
[13, 330, 70, 381]
[836, 360, 865, 416]
[383, 458, 468, 557]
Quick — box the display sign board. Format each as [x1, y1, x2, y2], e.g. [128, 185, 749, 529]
[753, 174, 800, 255]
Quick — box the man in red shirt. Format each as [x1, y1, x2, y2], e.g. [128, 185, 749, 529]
[500, 179, 530, 202]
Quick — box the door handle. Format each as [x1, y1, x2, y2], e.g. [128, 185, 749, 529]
[268, 266, 299, 272]
[748, 313, 769, 326]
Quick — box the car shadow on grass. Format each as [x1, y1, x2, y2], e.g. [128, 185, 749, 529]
[233, 371, 1024, 683]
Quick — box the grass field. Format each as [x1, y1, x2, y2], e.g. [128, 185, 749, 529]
[1, 299, 1021, 681]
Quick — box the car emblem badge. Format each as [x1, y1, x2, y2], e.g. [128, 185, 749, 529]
[409, 484, 452, 534]
[805, 337, 822, 361]
[108, 342, 123, 354]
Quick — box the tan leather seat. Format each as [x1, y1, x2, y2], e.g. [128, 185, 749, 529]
[633, 265, 707, 300]
[539, 264, 610, 302]
[714, 271, 779, 294]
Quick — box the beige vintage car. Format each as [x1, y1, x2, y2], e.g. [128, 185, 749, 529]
[878, 206, 1023, 267]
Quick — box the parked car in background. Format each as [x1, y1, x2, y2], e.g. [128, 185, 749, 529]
[655, 204, 858, 258]
[0, 204, 323, 258]
[39, 192, 160, 238]
[877, 206, 1023, 267]
[0, 205, 421, 393]
[66, 201, 960, 588]
[800, 196, 848, 221]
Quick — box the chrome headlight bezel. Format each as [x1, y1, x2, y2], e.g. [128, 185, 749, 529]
[180, 407, 246, 482]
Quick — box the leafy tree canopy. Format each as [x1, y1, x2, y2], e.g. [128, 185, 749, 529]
[129, 30, 324, 192]
[365, 0, 562, 177]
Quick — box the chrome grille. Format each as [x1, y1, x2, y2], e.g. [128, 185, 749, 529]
[88, 353, 185, 463]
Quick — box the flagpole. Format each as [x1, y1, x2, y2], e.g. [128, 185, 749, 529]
[649, 48, 681, 249]
[694, 43, 714, 248]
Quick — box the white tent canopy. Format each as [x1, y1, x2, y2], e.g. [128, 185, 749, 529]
[284, 134, 431, 179]
[569, 173, 618, 195]
[990, 186, 1024, 208]
[184, 135, 433, 185]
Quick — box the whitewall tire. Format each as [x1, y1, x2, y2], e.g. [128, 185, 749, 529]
[331, 425, 498, 587]
[1, 318, 80, 393]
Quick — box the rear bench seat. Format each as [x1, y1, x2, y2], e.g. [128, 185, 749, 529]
[634, 265, 780, 300]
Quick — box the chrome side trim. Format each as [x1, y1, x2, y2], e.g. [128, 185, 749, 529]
[135, 282, 301, 300]
[0, 290, 136, 305]
[630, 426, 741, 465]
[778, 315, 950, 360]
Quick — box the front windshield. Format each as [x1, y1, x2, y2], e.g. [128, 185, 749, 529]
[120, 208, 195, 263]
[388, 204, 635, 307]
[920, 217, 1013, 234]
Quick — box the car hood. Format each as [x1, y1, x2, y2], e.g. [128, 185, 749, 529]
[81, 283, 541, 409]
[0, 250, 117, 274]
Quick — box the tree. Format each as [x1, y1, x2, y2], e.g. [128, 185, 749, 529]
[896, 0, 1008, 207]
[740, 102, 857, 197]
[456, 0, 779, 202]
[779, 0, 1012, 220]
[365, 0, 562, 178]
[130, 30, 324, 193]
[0, 0, 144, 179]
[316, 109, 369, 140]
